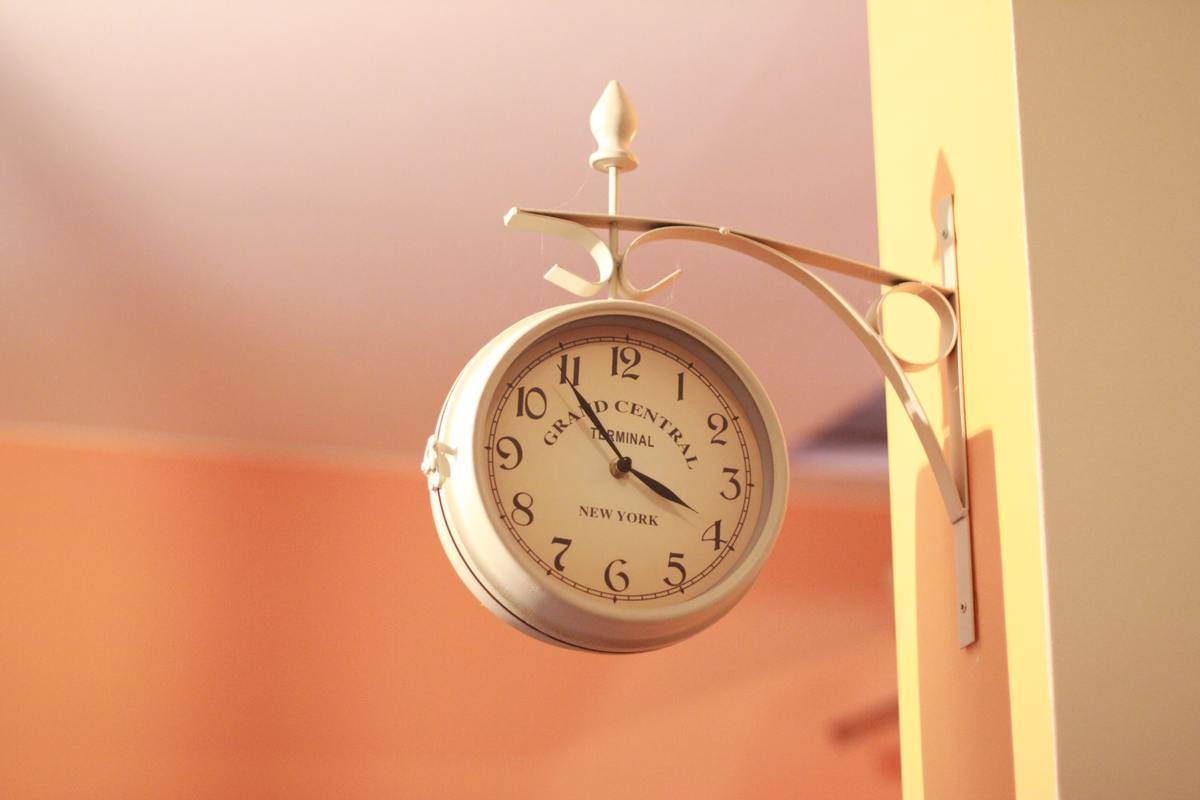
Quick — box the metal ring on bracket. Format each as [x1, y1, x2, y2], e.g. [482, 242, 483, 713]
[865, 282, 959, 368]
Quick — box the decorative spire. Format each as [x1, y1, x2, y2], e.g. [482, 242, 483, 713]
[589, 80, 639, 173]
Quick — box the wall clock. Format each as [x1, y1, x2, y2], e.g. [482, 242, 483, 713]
[424, 300, 789, 652]
[424, 80, 978, 651]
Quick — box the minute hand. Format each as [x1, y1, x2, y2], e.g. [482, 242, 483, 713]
[567, 382, 624, 460]
[628, 467, 697, 513]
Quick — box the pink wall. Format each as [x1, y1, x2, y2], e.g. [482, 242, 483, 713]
[1, 435, 897, 798]
[0, 1, 880, 458]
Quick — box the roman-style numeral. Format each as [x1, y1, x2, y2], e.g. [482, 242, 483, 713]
[558, 354, 580, 385]
[610, 346, 641, 379]
[516, 386, 547, 419]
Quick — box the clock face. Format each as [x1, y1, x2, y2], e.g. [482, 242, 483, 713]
[480, 314, 771, 609]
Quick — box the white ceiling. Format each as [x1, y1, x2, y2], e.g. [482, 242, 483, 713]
[0, 1, 881, 460]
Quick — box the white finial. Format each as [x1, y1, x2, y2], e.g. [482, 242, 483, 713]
[589, 80, 639, 173]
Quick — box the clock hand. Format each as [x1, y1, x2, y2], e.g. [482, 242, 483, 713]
[566, 381, 626, 463]
[628, 466, 698, 513]
[566, 381, 692, 510]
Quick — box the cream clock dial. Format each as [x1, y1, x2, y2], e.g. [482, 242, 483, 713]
[425, 300, 788, 652]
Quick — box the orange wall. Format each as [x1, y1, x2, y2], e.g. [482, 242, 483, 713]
[1, 433, 899, 799]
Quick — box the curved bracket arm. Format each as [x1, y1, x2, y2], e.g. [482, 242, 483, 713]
[624, 225, 967, 522]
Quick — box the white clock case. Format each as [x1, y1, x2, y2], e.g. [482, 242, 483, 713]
[427, 300, 789, 653]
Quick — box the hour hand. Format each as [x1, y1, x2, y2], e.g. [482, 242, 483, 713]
[628, 466, 697, 513]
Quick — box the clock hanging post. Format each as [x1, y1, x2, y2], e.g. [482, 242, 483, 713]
[588, 80, 639, 259]
[608, 167, 619, 250]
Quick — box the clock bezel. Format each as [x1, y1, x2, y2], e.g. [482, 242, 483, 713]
[429, 299, 789, 652]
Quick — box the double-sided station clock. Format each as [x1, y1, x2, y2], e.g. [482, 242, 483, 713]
[424, 300, 789, 652]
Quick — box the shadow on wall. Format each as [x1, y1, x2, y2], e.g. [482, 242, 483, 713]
[914, 429, 1016, 799]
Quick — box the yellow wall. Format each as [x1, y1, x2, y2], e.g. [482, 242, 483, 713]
[867, 4, 1056, 798]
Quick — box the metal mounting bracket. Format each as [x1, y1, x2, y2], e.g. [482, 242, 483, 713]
[936, 196, 976, 647]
